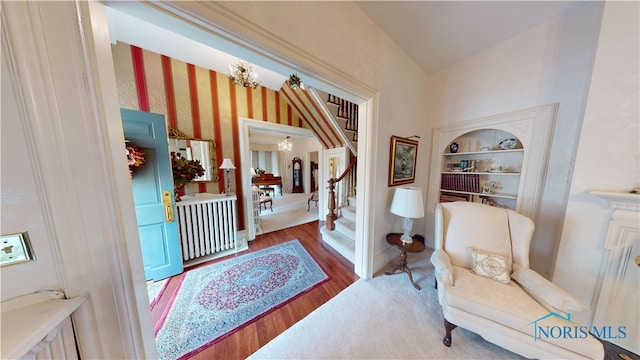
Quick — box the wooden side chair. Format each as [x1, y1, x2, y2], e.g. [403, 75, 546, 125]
[307, 192, 318, 211]
[259, 192, 272, 213]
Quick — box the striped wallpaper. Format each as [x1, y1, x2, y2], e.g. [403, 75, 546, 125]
[112, 42, 308, 230]
[280, 81, 345, 150]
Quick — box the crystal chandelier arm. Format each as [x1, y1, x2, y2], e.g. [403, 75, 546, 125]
[228, 59, 260, 89]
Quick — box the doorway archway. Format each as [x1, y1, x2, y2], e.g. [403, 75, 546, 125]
[238, 118, 319, 240]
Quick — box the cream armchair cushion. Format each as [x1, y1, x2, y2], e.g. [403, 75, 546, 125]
[440, 202, 513, 272]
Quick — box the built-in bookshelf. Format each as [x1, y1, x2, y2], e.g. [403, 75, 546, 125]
[427, 104, 558, 229]
[438, 129, 524, 209]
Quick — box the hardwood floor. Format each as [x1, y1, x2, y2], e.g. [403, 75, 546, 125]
[150, 220, 359, 359]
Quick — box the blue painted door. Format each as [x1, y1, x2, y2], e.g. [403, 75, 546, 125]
[122, 109, 183, 281]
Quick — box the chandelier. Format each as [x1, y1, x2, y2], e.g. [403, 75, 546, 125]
[227, 59, 260, 89]
[278, 136, 292, 152]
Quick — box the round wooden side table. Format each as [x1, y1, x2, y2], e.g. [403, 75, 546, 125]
[385, 233, 425, 290]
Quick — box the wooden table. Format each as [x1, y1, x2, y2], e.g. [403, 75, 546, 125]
[385, 233, 425, 290]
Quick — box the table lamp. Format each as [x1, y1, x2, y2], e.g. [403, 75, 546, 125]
[390, 187, 424, 243]
[219, 158, 236, 195]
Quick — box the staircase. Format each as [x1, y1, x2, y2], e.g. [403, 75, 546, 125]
[279, 80, 359, 264]
[314, 89, 358, 155]
[279, 81, 358, 156]
[320, 195, 357, 264]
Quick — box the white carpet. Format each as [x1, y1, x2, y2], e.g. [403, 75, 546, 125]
[259, 193, 319, 234]
[249, 249, 524, 359]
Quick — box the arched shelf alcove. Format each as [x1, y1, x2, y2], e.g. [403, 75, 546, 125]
[439, 129, 524, 209]
[426, 104, 559, 247]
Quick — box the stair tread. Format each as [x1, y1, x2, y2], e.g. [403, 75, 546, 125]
[341, 207, 356, 222]
[335, 216, 355, 227]
[334, 217, 356, 238]
[342, 206, 356, 214]
[320, 225, 355, 263]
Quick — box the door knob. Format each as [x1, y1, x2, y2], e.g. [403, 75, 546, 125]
[635, 255, 640, 267]
[162, 190, 175, 223]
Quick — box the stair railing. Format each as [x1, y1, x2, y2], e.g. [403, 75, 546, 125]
[326, 156, 357, 230]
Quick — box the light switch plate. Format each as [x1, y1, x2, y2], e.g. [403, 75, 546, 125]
[1, 232, 35, 266]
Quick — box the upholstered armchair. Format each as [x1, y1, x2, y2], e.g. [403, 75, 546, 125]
[431, 202, 603, 359]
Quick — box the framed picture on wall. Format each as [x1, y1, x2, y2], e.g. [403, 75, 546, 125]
[388, 135, 419, 186]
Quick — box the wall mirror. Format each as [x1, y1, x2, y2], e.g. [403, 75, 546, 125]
[168, 127, 218, 182]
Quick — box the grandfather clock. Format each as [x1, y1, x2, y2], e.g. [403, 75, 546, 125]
[292, 157, 303, 193]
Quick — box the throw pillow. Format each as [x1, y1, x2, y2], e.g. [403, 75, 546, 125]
[470, 247, 510, 284]
[511, 268, 589, 313]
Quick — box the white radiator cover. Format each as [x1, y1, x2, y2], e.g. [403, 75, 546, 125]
[176, 193, 238, 261]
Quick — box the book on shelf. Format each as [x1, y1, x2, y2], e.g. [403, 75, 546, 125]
[440, 173, 480, 193]
[445, 159, 476, 172]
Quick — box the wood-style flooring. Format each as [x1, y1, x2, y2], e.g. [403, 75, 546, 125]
[150, 220, 359, 359]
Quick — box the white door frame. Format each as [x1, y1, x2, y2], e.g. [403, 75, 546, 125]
[238, 118, 318, 241]
[320, 147, 348, 220]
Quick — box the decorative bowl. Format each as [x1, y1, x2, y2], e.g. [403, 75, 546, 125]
[499, 138, 517, 150]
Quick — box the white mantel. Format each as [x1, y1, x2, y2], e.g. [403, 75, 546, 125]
[590, 190, 640, 213]
[589, 190, 639, 354]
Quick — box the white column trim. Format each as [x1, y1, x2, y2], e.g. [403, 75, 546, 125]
[2, 2, 155, 358]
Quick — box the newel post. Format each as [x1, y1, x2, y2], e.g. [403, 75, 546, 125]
[326, 178, 337, 230]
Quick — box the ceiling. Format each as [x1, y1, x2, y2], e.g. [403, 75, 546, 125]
[107, 1, 586, 89]
[356, 1, 585, 74]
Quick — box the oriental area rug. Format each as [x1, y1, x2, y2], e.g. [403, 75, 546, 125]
[154, 240, 329, 360]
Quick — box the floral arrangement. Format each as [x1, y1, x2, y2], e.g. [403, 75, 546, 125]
[126, 144, 145, 179]
[171, 151, 205, 191]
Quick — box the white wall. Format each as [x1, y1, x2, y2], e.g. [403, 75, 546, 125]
[553, 1, 639, 325]
[424, 2, 604, 276]
[1, 47, 62, 301]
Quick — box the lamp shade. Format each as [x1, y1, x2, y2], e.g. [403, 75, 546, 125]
[219, 158, 236, 170]
[390, 187, 424, 218]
